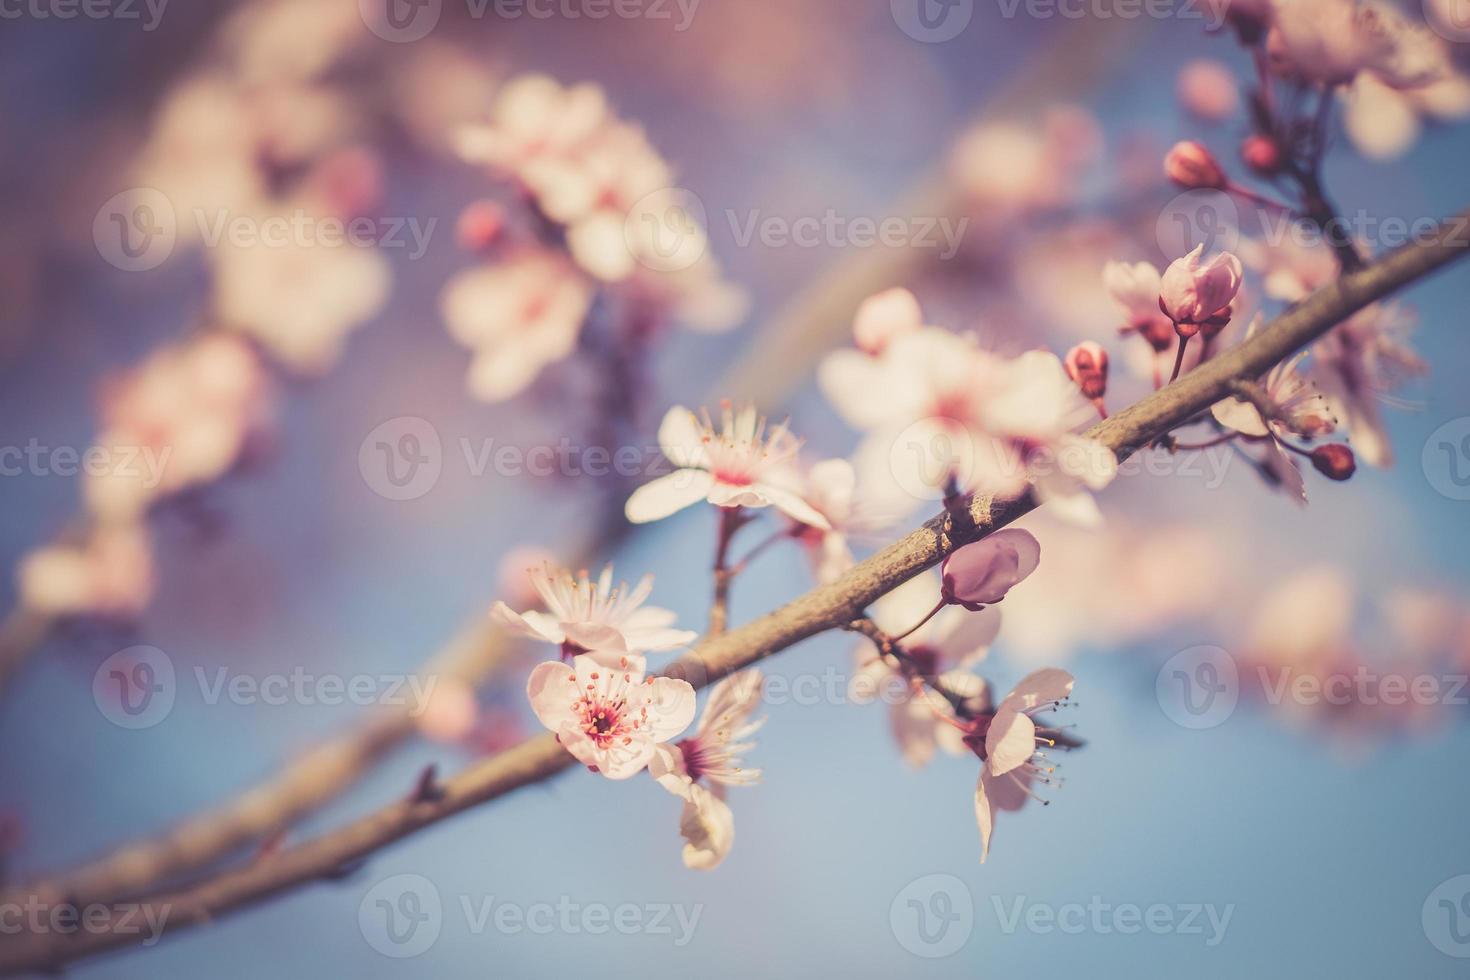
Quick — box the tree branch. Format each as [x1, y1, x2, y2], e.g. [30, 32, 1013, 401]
[3, 208, 1463, 974]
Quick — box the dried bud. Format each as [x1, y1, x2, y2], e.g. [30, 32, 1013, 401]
[1310, 444, 1357, 481]
[1240, 135, 1283, 176]
[457, 200, 506, 252]
[1164, 140, 1228, 191]
[941, 528, 1042, 610]
[1064, 342, 1110, 399]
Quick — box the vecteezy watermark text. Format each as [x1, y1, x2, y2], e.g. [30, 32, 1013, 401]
[357, 875, 702, 958]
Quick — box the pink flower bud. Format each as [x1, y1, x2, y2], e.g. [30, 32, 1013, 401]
[1159, 245, 1244, 326]
[1310, 444, 1356, 481]
[1240, 135, 1283, 176]
[457, 200, 506, 252]
[853, 287, 922, 355]
[941, 528, 1042, 610]
[1164, 140, 1228, 190]
[1064, 342, 1109, 399]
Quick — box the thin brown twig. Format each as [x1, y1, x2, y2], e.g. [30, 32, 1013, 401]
[4, 206, 1465, 975]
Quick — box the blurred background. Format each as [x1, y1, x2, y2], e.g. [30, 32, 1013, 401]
[3, 0, 1470, 976]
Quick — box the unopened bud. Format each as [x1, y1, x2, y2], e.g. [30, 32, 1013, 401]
[1064, 342, 1109, 399]
[1241, 135, 1282, 176]
[1164, 140, 1228, 191]
[457, 200, 506, 252]
[1310, 444, 1356, 481]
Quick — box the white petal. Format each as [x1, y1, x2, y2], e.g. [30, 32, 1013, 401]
[625, 470, 715, 523]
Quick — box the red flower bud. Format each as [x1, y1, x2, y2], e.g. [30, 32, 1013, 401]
[457, 200, 506, 252]
[1310, 444, 1356, 481]
[1164, 140, 1228, 191]
[1240, 135, 1282, 176]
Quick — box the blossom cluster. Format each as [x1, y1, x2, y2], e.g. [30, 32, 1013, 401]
[443, 74, 747, 403]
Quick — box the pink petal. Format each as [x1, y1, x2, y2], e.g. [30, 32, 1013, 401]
[1006, 667, 1075, 709]
[643, 676, 698, 741]
[526, 661, 577, 732]
[984, 706, 1036, 776]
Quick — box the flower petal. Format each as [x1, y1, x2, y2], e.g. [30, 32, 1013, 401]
[625, 469, 716, 523]
[984, 707, 1036, 777]
[526, 661, 577, 732]
[679, 784, 736, 870]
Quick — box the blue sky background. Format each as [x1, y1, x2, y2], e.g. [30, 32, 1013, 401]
[3, 3, 1470, 976]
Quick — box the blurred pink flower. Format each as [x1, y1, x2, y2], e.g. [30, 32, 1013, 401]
[1212, 315, 1336, 439]
[650, 669, 765, 869]
[1310, 303, 1425, 466]
[1177, 60, 1240, 121]
[18, 524, 154, 620]
[850, 574, 998, 769]
[852, 287, 923, 355]
[440, 251, 593, 403]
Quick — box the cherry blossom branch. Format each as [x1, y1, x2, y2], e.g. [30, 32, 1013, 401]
[4, 207, 1465, 975]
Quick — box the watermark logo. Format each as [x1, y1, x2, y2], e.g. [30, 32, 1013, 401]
[1422, 417, 1470, 501]
[359, 0, 441, 41]
[360, 874, 443, 958]
[92, 646, 176, 730]
[891, 0, 974, 41]
[1156, 189, 1239, 258]
[890, 874, 973, 957]
[888, 418, 978, 501]
[1156, 645, 1238, 729]
[992, 896, 1233, 944]
[1423, 875, 1470, 957]
[625, 187, 710, 273]
[359, 417, 443, 501]
[93, 188, 176, 272]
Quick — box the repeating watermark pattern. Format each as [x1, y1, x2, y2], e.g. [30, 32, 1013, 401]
[1158, 645, 1470, 729]
[625, 188, 709, 273]
[0, 0, 167, 30]
[1423, 875, 1470, 958]
[1156, 645, 1240, 730]
[1157, 189, 1241, 258]
[358, 0, 700, 43]
[890, 874, 974, 958]
[886, 419, 1235, 502]
[93, 188, 176, 272]
[358, 874, 703, 958]
[357, 417, 682, 501]
[990, 896, 1233, 945]
[993, 0, 1223, 24]
[1422, 417, 1470, 501]
[94, 192, 436, 272]
[93, 646, 177, 730]
[0, 440, 170, 484]
[359, 417, 444, 502]
[0, 897, 171, 947]
[891, 0, 975, 42]
[723, 209, 970, 261]
[92, 647, 441, 730]
[1158, 190, 1470, 261]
